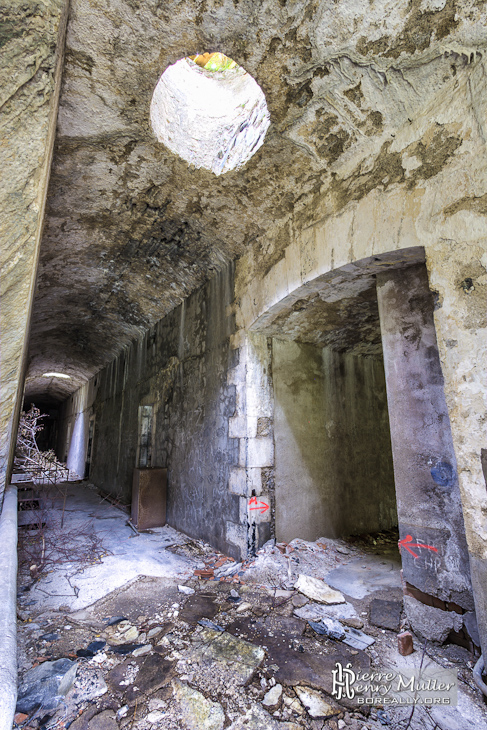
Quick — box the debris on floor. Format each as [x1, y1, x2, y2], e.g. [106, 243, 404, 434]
[14, 482, 487, 730]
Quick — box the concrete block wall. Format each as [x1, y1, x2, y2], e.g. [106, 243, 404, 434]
[227, 331, 274, 556]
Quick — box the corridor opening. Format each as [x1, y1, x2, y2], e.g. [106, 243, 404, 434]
[248, 250, 476, 648]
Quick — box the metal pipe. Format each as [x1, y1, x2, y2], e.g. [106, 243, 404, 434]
[473, 655, 487, 698]
[0, 485, 18, 729]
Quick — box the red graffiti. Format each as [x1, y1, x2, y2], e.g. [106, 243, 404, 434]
[248, 497, 269, 515]
[399, 534, 438, 559]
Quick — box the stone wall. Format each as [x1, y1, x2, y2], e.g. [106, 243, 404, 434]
[58, 265, 242, 558]
[0, 0, 68, 501]
[273, 340, 396, 543]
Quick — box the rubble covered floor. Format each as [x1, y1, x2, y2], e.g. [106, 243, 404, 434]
[15, 482, 487, 730]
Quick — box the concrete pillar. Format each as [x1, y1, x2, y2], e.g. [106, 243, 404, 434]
[376, 265, 474, 621]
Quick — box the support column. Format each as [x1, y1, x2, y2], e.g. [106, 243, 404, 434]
[376, 264, 475, 637]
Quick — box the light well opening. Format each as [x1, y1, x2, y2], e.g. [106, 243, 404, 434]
[150, 53, 270, 175]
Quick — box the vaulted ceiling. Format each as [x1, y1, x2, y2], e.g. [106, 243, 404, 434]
[24, 0, 486, 401]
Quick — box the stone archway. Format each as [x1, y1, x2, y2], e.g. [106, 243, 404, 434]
[236, 247, 476, 644]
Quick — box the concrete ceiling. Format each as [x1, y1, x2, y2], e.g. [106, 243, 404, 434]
[24, 0, 486, 402]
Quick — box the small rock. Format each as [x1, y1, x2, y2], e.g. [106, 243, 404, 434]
[294, 575, 345, 605]
[236, 602, 253, 613]
[292, 594, 309, 608]
[263, 683, 283, 711]
[116, 705, 129, 720]
[178, 585, 195, 595]
[173, 679, 224, 730]
[341, 617, 364, 630]
[132, 644, 152, 657]
[146, 709, 165, 723]
[87, 639, 106, 654]
[198, 618, 224, 631]
[122, 626, 139, 642]
[148, 626, 163, 639]
[338, 721, 346, 729]
[40, 632, 59, 642]
[336, 546, 350, 555]
[105, 616, 127, 626]
[92, 652, 107, 663]
[294, 687, 340, 719]
[16, 658, 77, 714]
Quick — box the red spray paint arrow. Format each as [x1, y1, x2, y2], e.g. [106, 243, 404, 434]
[248, 497, 269, 514]
[399, 534, 438, 559]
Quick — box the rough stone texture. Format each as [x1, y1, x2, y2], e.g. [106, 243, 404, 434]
[172, 679, 225, 730]
[227, 704, 281, 730]
[57, 266, 240, 557]
[186, 627, 265, 686]
[273, 339, 396, 541]
[403, 595, 463, 644]
[3, 0, 486, 661]
[262, 683, 283, 711]
[23, 0, 487, 401]
[294, 687, 340, 719]
[0, 0, 68, 499]
[16, 658, 77, 714]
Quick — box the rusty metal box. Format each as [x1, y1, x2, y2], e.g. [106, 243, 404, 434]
[131, 468, 167, 529]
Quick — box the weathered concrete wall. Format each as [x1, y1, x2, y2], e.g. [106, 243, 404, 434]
[273, 340, 396, 543]
[234, 57, 486, 650]
[60, 266, 241, 558]
[0, 0, 69, 501]
[377, 264, 473, 613]
[58, 380, 97, 479]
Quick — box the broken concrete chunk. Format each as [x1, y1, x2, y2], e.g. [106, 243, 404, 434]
[369, 598, 402, 631]
[403, 595, 462, 644]
[188, 628, 265, 686]
[294, 575, 345, 605]
[68, 664, 107, 704]
[294, 601, 356, 624]
[215, 561, 242, 578]
[178, 584, 195, 595]
[146, 709, 165, 723]
[262, 683, 283, 711]
[16, 658, 78, 714]
[294, 686, 340, 719]
[308, 618, 345, 641]
[173, 679, 225, 730]
[342, 626, 375, 650]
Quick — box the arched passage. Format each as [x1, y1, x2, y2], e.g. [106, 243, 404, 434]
[243, 247, 475, 641]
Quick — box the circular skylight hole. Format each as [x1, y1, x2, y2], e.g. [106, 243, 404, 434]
[150, 53, 270, 175]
